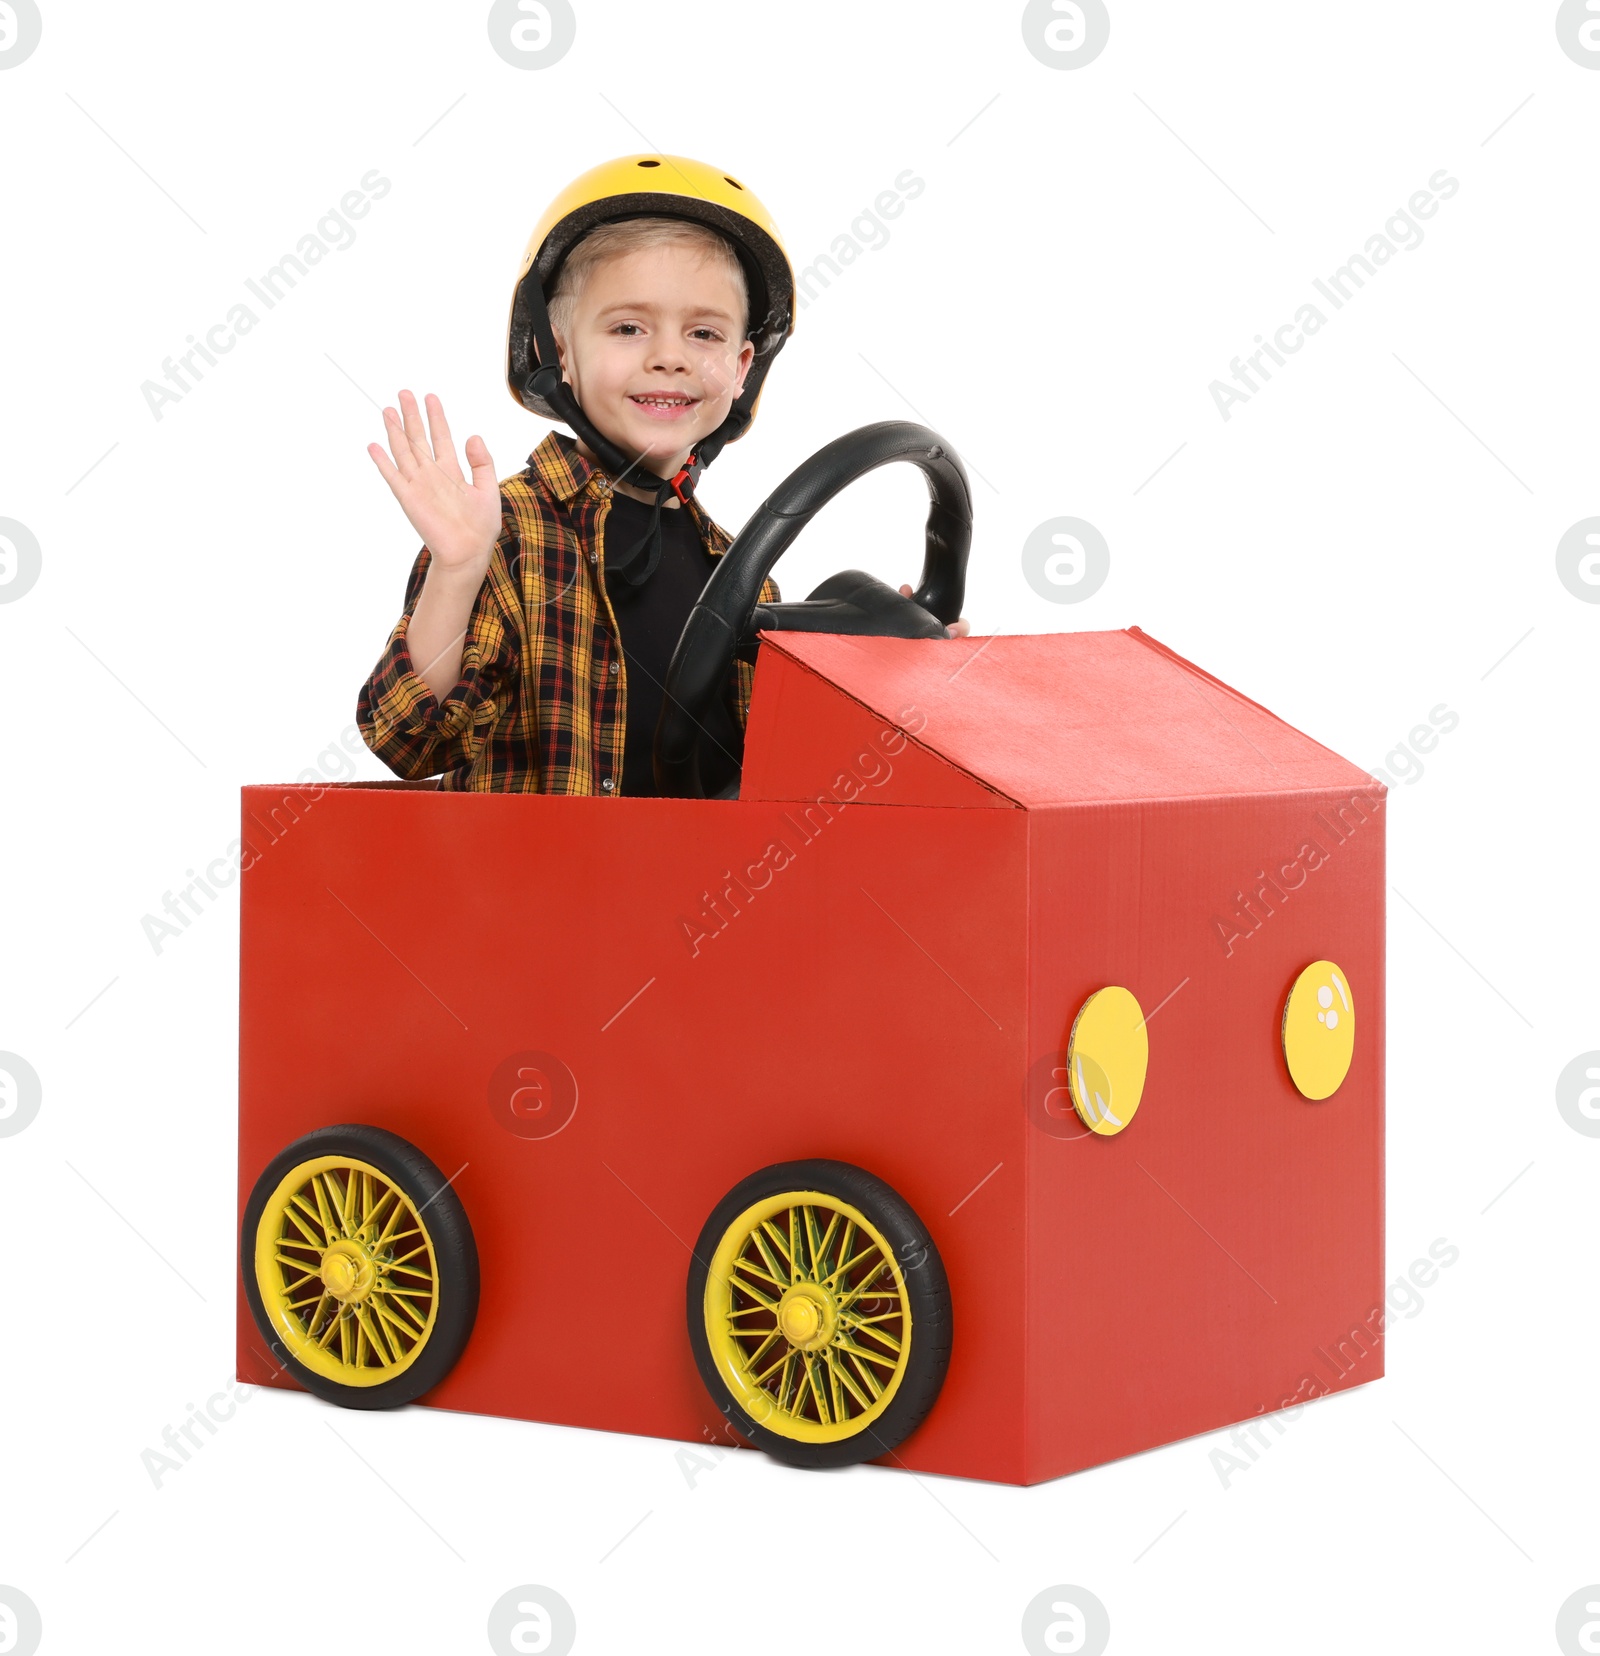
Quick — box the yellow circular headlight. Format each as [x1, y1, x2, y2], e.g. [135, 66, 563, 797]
[1066, 986, 1149, 1136]
[1281, 959, 1356, 1100]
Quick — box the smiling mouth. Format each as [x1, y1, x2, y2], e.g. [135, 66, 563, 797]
[629, 393, 698, 414]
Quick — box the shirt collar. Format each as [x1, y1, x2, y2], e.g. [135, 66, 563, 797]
[526, 429, 732, 553]
[528, 430, 597, 505]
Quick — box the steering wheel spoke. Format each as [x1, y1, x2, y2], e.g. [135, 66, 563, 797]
[742, 571, 949, 649]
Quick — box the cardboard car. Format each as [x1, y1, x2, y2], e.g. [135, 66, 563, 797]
[236, 423, 1385, 1483]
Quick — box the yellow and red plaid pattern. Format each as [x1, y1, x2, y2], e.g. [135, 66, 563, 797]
[357, 431, 779, 793]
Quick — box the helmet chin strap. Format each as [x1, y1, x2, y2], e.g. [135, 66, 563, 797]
[520, 274, 756, 584]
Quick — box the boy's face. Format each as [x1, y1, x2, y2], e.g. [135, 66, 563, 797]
[555, 241, 755, 481]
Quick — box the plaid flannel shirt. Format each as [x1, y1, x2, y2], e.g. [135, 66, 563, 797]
[357, 431, 779, 793]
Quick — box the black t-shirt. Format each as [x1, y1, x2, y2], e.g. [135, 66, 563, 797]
[602, 491, 744, 798]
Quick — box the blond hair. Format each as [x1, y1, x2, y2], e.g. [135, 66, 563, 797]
[546, 217, 750, 346]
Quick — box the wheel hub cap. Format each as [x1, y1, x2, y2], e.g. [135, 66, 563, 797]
[321, 1240, 376, 1303]
[777, 1282, 836, 1351]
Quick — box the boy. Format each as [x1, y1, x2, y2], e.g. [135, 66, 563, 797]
[357, 153, 965, 796]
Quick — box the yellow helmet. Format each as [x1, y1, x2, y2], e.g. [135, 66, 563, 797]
[506, 153, 796, 496]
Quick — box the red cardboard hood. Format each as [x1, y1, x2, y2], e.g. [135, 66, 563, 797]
[746, 626, 1375, 809]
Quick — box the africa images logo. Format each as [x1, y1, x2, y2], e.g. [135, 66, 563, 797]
[1208, 170, 1460, 421]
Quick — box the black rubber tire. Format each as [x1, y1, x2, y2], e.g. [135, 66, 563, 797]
[241, 1124, 479, 1410]
[687, 1159, 952, 1470]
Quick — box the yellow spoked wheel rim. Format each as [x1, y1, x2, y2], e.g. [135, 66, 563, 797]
[253, 1155, 439, 1388]
[704, 1191, 912, 1444]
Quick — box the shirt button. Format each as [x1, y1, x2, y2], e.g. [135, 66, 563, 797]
[589, 551, 598, 564]
[608, 660, 619, 674]
[600, 777, 614, 792]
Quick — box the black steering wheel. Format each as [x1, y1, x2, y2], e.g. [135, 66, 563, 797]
[653, 420, 972, 799]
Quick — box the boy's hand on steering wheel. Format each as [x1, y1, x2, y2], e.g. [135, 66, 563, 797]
[899, 583, 971, 638]
[367, 389, 503, 578]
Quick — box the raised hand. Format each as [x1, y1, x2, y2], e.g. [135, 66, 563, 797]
[367, 390, 502, 576]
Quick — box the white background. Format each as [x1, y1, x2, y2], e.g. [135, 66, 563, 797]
[1, 2, 1596, 1652]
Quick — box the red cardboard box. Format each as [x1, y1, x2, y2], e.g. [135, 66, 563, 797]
[237, 625, 1385, 1484]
